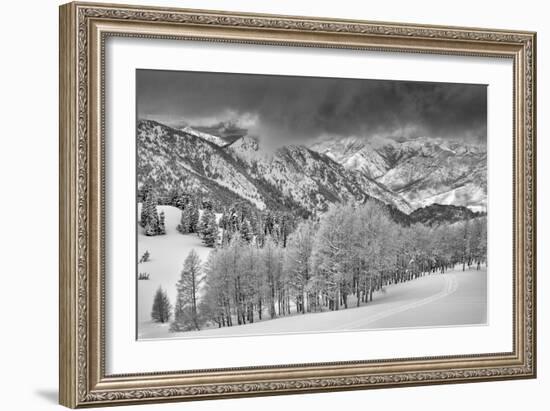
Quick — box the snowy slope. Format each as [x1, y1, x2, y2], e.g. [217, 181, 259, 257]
[137, 205, 214, 338]
[180, 125, 228, 147]
[140, 267, 486, 339]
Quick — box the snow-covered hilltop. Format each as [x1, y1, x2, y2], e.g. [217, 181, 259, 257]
[310, 136, 487, 213]
[179, 126, 228, 148]
[137, 119, 486, 223]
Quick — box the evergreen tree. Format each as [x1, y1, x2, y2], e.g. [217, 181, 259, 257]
[200, 208, 218, 247]
[219, 210, 230, 231]
[151, 286, 171, 323]
[239, 219, 252, 243]
[279, 213, 294, 247]
[158, 211, 166, 235]
[188, 202, 200, 233]
[177, 207, 191, 234]
[145, 221, 157, 236]
[255, 212, 265, 247]
[171, 250, 203, 331]
[202, 198, 214, 211]
[174, 192, 190, 210]
[140, 188, 162, 235]
[197, 209, 206, 235]
[139, 183, 152, 227]
[140, 205, 148, 229]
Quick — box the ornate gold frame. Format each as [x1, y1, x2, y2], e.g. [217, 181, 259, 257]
[59, 1, 536, 408]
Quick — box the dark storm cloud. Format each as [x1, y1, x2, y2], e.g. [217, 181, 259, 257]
[137, 69, 487, 145]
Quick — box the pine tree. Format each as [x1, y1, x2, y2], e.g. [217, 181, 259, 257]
[139, 184, 152, 227]
[255, 212, 265, 247]
[158, 211, 166, 235]
[239, 219, 252, 243]
[188, 202, 200, 233]
[197, 210, 206, 235]
[177, 207, 191, 234]
[200, 208, 218, 247]
[151, 286, 171, 323]
[140, 204, 147, 228]
[145, 221, 157, 236]
[141, 188, 161, 234]
[174, 192, 190, 210]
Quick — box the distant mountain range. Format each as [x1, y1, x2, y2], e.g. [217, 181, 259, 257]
[137, 119, 486, 225]
[310, 136, 486, 213]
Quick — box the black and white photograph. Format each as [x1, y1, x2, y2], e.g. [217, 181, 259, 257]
[136, 69, 488, 340]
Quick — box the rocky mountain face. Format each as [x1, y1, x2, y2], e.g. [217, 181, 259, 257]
[137, 120, 410, 218]
[226, 135, 412, 215]
[137, 120, 270, 210]
[310, 136, 487, 213]
[137, 120, 486, 225]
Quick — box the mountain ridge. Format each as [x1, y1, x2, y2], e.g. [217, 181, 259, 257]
[137, 120, 485, 226]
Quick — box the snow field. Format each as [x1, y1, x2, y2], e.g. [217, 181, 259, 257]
[137, 204, 214, 338]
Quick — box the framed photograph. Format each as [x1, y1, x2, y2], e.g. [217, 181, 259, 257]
[59, 2, 537, 408]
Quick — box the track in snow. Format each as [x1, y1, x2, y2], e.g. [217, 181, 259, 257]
[139, 267, 486, 340]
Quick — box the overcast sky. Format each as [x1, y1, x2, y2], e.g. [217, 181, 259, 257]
[137, 69, 487, 146]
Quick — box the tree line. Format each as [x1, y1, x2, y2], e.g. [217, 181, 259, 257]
[153, 200, 487, 331]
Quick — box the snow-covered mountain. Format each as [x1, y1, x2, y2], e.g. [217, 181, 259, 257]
[227, 135, 412, 214]
[137, 120, 412, 218]
[310, 136, 487, 212]
[179, 126, 228, 148]
[138, 120, 485, 225]
[138, 120, 268, 210]
[310, 137, 390, 179]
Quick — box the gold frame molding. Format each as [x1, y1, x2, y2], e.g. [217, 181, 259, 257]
[59, 2, 537, 408]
